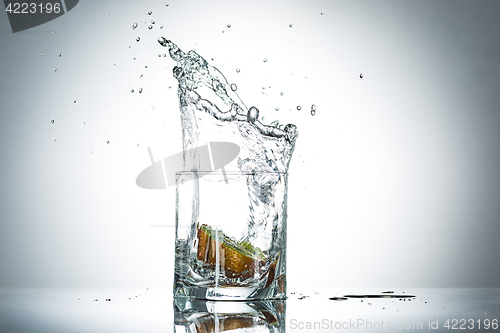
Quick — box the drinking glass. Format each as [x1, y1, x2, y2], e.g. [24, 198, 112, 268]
[174, 171, 287, 300]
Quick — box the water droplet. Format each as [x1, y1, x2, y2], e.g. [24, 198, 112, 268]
[168, 86, 171, 89]
[58, 53, 61, 57]
[130, 89, 134, 93]
[165, 3, 169, 7]
[359, 73, 363, 79]
[311, 104, 316, 111]
[136, 37, 140, 42]
[230, 83, 237, 91]
[53, 68, 57, 72]
[41, 53, 44, 56]
[140, 74, 143, 78]
[263, 58, 267, 62]
[297, 105, 302, 110]
[74, 100, 77, 103]
[144, 65, 148, 68]
[147, 11, 152, 15]
[163, 54, 166, 57]
[139, 87, 143, 93]
[151, 20, 155, 24]
[106, 140, 110, 144]
[227, 24, 232, 28]
[160, 26, 164, 29]
[280, 92, 284, 96]
[132, 23, 138, 30]
[247, 107, 259, 122]
[158, 54, 161, 57]
[311, 110, 316, 116]
[108, 14, 110, 16]
[51, 119, 54, 123]
[148, 25, 153, 30]
[275, 107, 279, 111]
[236, 68, 240, 73]
[158, 37, 167, 46]
[289, 24, 293, 27]
[321, 12, 324, 15]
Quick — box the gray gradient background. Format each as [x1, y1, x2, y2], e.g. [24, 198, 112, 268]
[1, 0, 499, 290]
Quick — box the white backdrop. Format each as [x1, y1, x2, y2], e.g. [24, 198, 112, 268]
[1, 0, 500, 290]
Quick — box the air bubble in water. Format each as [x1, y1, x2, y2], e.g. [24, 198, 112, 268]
[148, 25, 153, 30]
[230, 83, 237, 91]
[147, 11, 152, 15]
[136, 37, 140, 42]
[139, 88, 143, 93]
[236, 68, 240, 73]
[359, 73, 363, 79]
[51, 119, 54, 123]
[297, 105, 302, 110]
[132, 23, 138, 30]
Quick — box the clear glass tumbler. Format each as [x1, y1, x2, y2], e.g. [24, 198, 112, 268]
[174, 171, 287, 300]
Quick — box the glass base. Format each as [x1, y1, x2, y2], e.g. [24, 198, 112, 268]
[174, 275, 286, 300]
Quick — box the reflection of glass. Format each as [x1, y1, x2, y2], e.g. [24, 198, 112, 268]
[174, 299, 286, 333]
[174, 171, 287, 300]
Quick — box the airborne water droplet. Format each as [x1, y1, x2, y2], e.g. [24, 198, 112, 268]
[53, 68, 57, 72]
[280, 92, 284, 96]
[227, 24, 231, 28]
[74, 100, 77, 103]
[140, 74, 143, 78]
[311, 110, 316, 116]
[147, 11, 152, 15]
[148, 25, 153, 30]
[131, 89, 134, 93]
[263, 58, 267, 62]
[230, 83, 237, 91]
[359, 73, 363, 79]
[58, 53, 61, 57]
[136, 37, 140, 42]
[236, 68, 240, 73]
[41, 53, 44, 56]
[106, 140, 110, 144]
[51, 119, 54, 123]
[275, 107, 279, 111]
[321, 12, 324, 15]
[139, 87, 143, 93]
[160, 26, 164, 29]
[132, 23, 138, 30]
[311, 104, 316, 111]
[151, 20, 155, 24]
[289, 24, 293, 27]
[297, 105, 302, 110]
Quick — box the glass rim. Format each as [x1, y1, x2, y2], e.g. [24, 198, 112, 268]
[175, 170, 288, 176]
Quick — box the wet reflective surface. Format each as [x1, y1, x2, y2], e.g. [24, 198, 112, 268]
[0, 288, 499, 332]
